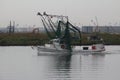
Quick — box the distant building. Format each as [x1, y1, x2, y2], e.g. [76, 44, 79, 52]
[82, 26, 120, 34]
[82, 26, 93, 33]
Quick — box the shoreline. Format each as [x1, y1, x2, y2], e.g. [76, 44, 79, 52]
[0, 33, 120, 46]
[0, 44, 120, 47]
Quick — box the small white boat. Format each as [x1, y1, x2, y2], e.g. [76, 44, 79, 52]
[76, 44, 105, 54]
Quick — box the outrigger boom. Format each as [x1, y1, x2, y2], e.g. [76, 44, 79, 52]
[37, 12, 81, 52]
[36, 12, 105, 54]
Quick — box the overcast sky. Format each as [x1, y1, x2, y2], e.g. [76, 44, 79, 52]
[0, 0, 120, 27]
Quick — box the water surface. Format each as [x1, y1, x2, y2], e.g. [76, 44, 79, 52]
[0, 46, 120, 80]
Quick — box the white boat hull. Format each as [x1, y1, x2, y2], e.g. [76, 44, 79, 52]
[35, 44, 105, 55]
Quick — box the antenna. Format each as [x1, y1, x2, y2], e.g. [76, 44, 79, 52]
[91, 16, 100, 32]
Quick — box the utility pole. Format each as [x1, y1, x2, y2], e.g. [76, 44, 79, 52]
[9, 21, 15, 34]
[9, 21, 12, 34]
[13, 21, 15, 33]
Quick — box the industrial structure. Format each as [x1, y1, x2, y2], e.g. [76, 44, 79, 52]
[82, 26, 120, 34]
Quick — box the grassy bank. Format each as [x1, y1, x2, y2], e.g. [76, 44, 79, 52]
[0, 33, 49, 46]
[0, 33, 120, 46]
[81, 33, 120, 45]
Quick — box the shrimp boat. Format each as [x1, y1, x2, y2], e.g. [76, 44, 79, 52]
[36, 12, 105, 55]
[36, 40, 105, 55]
[37, 38, 72, 54]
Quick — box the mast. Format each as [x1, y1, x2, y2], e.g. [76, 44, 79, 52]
[37, 12, 82, 52]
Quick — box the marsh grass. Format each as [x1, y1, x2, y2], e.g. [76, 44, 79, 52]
[0, 33, 119, 46]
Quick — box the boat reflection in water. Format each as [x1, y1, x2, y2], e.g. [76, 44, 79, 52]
[40, 52, 105, 80]
[49, 55, 72, 79]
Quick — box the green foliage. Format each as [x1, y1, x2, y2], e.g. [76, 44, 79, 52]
[81, 33, 120, 45]
[0, 33, 120, 46]
[0, 33, 49, 46]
